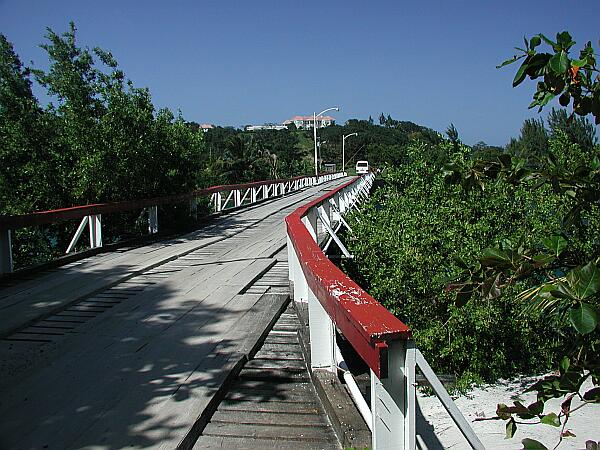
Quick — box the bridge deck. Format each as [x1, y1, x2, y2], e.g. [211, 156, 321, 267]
[194, 265, 340, 449]
[0, 179, 346, 449]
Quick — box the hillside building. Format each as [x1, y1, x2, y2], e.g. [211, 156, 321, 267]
[283, 115, 336, 130]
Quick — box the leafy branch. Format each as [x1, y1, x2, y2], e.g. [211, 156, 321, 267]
[498, 32, 600, 124]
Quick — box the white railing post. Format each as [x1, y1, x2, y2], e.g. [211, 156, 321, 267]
[330, 194, 342, 223]
[234, 189, 241, 207]
[216, 192, 223, 212]
[302, 209, 318, 242]
[241, 188, 250, 205]
[89, 214, 102, 248]
[66, 216, 89, 254]
[148, 206, 158, 234]
[415, 350, 485, 450]
[405, 341, 416, 450]
[320, 202, 331, 227]
[308, 285, 336, 372]
[286, 234, 308, 302]
[338, 191, 346, 214]
[251, 187, 257, 203]
[0, 229, 13, 274]
[371, 340, 416, 450]
[190, 198, 198, 219]
[263, 184, 268, 199]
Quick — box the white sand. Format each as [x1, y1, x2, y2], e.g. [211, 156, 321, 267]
[416, 376, 599, 449]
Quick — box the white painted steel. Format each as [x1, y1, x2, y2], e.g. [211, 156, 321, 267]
[89, 214, 102, 248]
[322, 219, 344, 254]
[329, 199, 353, 233]
[371, 340, 411, 450]
[317, 206, 352, 258]
[415, 350, 485, 450]
[240, 188, 251, 205]
[216, 192, 222, 212]
[404, 341, 417, 450]
[148, 206, 158, 234]
[286, 234, 308, 303]
[66, 214, 102, 254]
[0, 229, 13, 274]
[302, 209, 318, 242]
[2, 172, 345, 277]
[207, 176, 354, 218]
[286, 172, 483, 450]
[66, 216, 89, 254]
[336, 344, 373, 431]
[308, 285, 336, 372]
[224, 190, 235, 209]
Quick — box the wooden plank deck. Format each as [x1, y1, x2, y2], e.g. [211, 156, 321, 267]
[194, 300, 340, 450]
[0, 178, 348, 450]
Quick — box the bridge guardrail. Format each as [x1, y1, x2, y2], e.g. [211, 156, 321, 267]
[285, 173, 485, 450]
[0, 172, 344, 274]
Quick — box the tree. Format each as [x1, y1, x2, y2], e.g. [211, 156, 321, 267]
[509, 117, 549, 163]
[498, 31, 600, 124]
[1, 24, 206, 268]
[386, 114, 394, 127]
[445, 123, 460, 150]
[547, 107, 597, 151]
[449, 31, 600, 449]
[30, 23, 204, 203]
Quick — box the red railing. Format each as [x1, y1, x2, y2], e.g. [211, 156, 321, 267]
[0, 174, 313, 231]
[285, 175, 411, 379]
[0, 172, 345, 274]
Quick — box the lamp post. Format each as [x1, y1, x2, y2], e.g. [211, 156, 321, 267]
[342, 132, 358, 173]
[313, 107, 339, 175]
[317, 140, 327, 172]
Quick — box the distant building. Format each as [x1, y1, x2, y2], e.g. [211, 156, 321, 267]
[200, 124, 214, 133]
[283, 115, 336, 130]
[244, 124, 289, 131]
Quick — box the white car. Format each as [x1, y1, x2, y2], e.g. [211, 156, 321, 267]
[356, 160, 369, 174]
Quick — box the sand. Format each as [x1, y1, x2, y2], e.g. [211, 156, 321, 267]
[416, 375, 599, 449]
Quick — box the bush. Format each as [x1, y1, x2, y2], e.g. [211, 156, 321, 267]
[341, 138, 594, 386]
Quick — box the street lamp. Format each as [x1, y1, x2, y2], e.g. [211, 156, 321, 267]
[313, 107, 339, 175]
[342, 132, 358, 173]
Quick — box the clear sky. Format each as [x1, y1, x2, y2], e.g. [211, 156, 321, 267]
[1, 0, 598, 146]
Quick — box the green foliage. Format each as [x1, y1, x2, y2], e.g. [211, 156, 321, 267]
[343, 139, 569, 386]
[498, 31, 600, 124]
[508, 118, 549, 163]
[445, 34, 600, 446]
[0, 34, 59, 214]
[547, 108, 597, 151]
[0, 24, 207, 269]
[445, 123, 460, 149]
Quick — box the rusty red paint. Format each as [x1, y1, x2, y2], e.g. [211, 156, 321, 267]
[285, 176, 411, 379]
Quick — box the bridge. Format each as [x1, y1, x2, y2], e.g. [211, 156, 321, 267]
[0, 174, 484, 450]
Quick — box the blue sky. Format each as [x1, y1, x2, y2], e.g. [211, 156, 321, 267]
[1, 0, 598, 146]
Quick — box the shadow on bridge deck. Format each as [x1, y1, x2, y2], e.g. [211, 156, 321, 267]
[0, 177, 351, 449]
